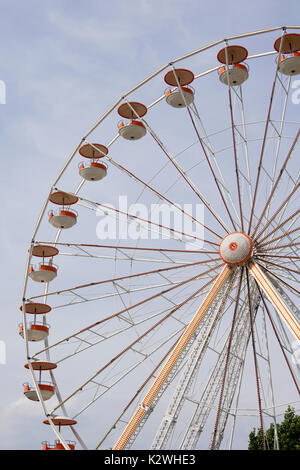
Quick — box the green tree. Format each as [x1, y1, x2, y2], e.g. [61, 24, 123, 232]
[248, 406, 300, 450]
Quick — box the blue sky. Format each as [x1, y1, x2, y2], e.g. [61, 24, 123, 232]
[0, 0, 299, 450]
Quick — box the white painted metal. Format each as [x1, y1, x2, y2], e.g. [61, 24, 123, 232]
[79, 164, 107, 181]
[151, 269, 237, 449]
[279, 55, 300, 75]
[118, 121, 147, 140]
[24, 384, 55, 401]
[180, 277, 260, 450]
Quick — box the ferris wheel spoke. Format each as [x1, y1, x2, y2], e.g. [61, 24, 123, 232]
[260, 269, 300, 326]
[264, 172, 300, 246]
[60, 287, 211, 367]
[21, 26, 300, 451]
[50, 269, 223, 416]
[189, 101, 243, 226]
[258, 220, 300, 267]
[95, 333, 183, 449]
[264, 77, 291, 232]
[258, 241, 300, 253]
[47, 263, 221, 311]
[258, 254, 300, 261]
[73, 324, 190, 423]
[36, 241, 219, 255]
[238, 86, 255, 211]
[35, 240, 220, 266]
[252, 129, 300, 239]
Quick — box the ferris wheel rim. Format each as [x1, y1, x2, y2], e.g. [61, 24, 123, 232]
[21, 25, 300, 451]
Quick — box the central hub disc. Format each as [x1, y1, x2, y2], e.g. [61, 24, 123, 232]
[219, 232, 253, 266]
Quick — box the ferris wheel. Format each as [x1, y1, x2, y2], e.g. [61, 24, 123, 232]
[20, 26, 300, 451]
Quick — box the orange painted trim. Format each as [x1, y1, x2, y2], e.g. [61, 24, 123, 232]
[219, 63, 248, 75]
[166, 86, 193, 95]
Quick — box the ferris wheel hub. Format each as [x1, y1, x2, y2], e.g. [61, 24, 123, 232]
[219, 232, 253, 266]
